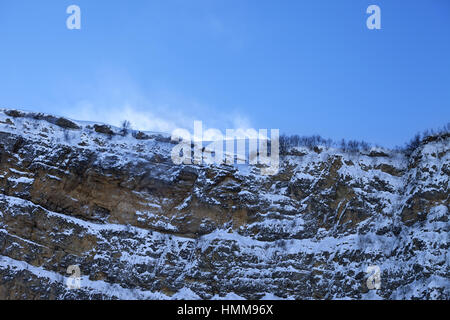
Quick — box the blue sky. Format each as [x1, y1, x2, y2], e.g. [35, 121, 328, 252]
[0, 0, 449, 147]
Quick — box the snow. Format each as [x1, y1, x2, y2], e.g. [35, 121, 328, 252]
[7, 176, 34, 184]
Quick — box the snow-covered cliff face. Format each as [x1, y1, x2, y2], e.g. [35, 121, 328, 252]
[0, 109, 448, 300]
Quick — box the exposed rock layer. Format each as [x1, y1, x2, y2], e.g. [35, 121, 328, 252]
[0, 110, 448, 299]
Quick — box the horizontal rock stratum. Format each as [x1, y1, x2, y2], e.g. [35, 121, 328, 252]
[0, 109, 448, 299]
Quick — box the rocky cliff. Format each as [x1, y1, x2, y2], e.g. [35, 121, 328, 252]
[0, 109, 448, 300]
